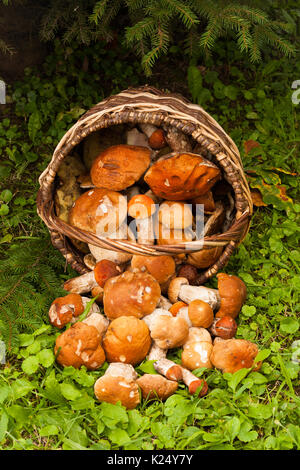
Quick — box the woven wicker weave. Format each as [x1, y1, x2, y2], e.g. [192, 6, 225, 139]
[37, 86, 252, 284]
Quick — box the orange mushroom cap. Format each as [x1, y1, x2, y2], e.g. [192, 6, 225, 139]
[94, 259, 122, 288]
[131, 255, 176, 285]
[103, 271, 161, 320]
[90, 144, 151, 191]
[188, 299, 214, 329]
[210, 338, 260, 374]
[136, 374, 178, 400]
[144, 153, 221, 201]
[49, 294, 84, 329]
[128, 194, 156, 219]
[54, 322, 105, 370]
[103, 316, 151, 365]
[148, 129, 166, 150]
[215, 273, 247, 319]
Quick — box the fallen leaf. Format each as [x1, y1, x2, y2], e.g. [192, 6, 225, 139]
[250, 189, 267, 207]
[244, 140, 260, 154]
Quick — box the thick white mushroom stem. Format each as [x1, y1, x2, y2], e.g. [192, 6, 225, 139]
[154, 358, 183, 382]
[139, 123, 157, 138]
[148, 341, 167, 361]
[127, 128, 150, 148]
[82, 313, 109, 339]
[105, 362, 138, 381]
[179, 285, 220, 311]
[176, 307, 192, 327]
[64, 271, 99, 294]
[135, 216, 155, 245]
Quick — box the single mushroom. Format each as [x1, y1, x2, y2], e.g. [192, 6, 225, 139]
[69, 188, 127, 236]
[187, 299, 214, 328]
[103, 271, 161, 320]
[94, 363, 140, 409]
[143, 308, 189, 349]
[54, 321, 106, 370]
[168, 277, 220, 310]
[209, 316, 238, 339]
[63, 259, 122, 294]
[215, 273, 247, 319]
[181, 327, 213, 370]
[181, 367, 208, 397]
[136, 374, 178, 401]
[210, 339, 260, 374]
[49, 293, 85, 329]
[144, 153, 221, 201]
[139, 124, 167, 150]
[90, 144, 151, 191]
[153, 358, 183, 382]
[49, 294, 101, 329]
[103, 315, 151, 365]
[147, 341, 182, 381]
[131, 255, 176, 285]
[128, 194, 156, 245]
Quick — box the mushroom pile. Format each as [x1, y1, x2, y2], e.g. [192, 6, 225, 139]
[49, 124, 260, 409]
[54, 123, 236, 271]
[49, 260, 261, 409]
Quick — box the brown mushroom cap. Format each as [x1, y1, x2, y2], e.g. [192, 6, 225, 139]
[49, 293, 84, 329]
[181, 341, 213, 370]
[54, 322, 106, 370]
[94, 260, 123, 288]
[148, 129, 166, 150]
[215, 273, 247, 319]
[177, 264, 198, 285]
[136, 374, 178, 400]
[209, 316, 237, 339]
[188, 300, 214, 328]
[103, 271, 161, 320]
[210, 338, 259, 374]
[90, 144, 151, 191]
[128, 194, 156, 219]
[146, 313, 189, 349]
[187, 246, 223, 269]
[144, 153, 221, 201]
[131, 255, 176, 285]
[68, 188, 127, 235]
[168, 277, 189, 304]
[103, 316, 151, 365]
[158, 201, 193, 230]
[94, 375, 140, 409]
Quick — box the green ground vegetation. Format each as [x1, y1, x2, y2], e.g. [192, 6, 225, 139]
[0, 38, 299, 450]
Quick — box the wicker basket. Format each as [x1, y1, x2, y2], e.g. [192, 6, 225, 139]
[37, 86, 252, 285]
